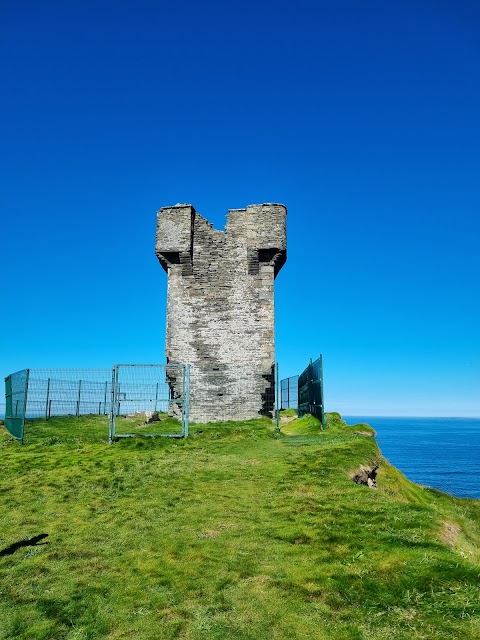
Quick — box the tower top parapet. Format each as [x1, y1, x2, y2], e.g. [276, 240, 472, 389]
[156, 203, 287, 275]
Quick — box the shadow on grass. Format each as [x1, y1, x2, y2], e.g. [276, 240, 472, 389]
[0, 534, 49, 557]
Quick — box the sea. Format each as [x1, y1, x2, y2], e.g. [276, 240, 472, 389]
[344, 416, 480, 500]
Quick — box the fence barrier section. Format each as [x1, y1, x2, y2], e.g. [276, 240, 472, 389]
[280, 375, 299, 410]
[3, 361, 283, 444]
[4, 369, 29, 442]
[298, 355, 324, 429]
[109, 364, 190, 442]
[26, 369, 113, 420]
[3, 366, 190, 444]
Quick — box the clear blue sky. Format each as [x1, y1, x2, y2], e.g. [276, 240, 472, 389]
[1, 0, 479, 416]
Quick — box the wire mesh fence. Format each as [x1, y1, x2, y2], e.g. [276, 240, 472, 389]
[27, 369, 113, 420]
[4, 369, 29, 441]
[279, 355, 325, 428]
[110, 364, 189, 440]
[2, 366, 190, 444]
[3, 368, 113, 444]
[298, 355, 324, 428]
[5, 365, 189, 444]
[280, 375, 299, 410]
[3, 361, 282, 445]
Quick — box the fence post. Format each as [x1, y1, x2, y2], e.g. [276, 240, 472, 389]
[155, 382, 159, 412]
[22, 369, 30, 444]
[104, 381, 108, 415]
[182, 364, 190, 438]
[76, 380, 82, 417]
[45, 378, 51, 421]
[319, 354, 325, 430]
[181, 366, 186, 437]
[275, 362, 280, 434]
[308, 358, 315, 415]
[108, 366, 117, 444]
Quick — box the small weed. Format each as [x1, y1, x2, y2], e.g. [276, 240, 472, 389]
[341, 551, 365, 566]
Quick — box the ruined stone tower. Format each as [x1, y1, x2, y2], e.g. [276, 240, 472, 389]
[155, 203, 287, 422]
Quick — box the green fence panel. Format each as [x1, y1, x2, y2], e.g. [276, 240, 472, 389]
[297, 355, 324, 429]
[4, 369, 29, 442]
[109, 364, 190, 442]
[280, 375, 299, 410]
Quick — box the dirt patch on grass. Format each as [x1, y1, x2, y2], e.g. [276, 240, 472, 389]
[199, 529, 221, 539]
[294, 535, 311, 545]
[247, 575, 271, 584]
[441, 521, 461, 548]
[350, 464, 379, 489]
[199, 523, 236, 539]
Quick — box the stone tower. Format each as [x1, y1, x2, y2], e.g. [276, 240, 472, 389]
[155, 203, 287, 422]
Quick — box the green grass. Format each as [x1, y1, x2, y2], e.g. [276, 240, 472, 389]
[0, 413, 479, 639]
[279, 407, 298, 417]
[16, 413, 184, 445]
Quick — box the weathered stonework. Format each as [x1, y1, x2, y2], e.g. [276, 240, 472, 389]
[155, 203, 287, 422]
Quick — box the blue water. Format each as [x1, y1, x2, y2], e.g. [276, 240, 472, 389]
[344, 416, 480, 500]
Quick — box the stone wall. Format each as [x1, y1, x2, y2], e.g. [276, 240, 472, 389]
[155, 203, 287, 422]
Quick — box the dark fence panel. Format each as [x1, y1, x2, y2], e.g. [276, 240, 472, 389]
[4, 369, 29, 442]
[298, 355, 324, 428]
[280, 375, 298, 410]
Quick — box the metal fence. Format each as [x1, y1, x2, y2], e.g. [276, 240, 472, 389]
[280, 375, 298, 410]
[109, 364, 190, 441]
[27, 368, 113, 420]
[298, 355, 324, 428]
[4, 369, 29, 441]
[279, 355, 324, 428]
[3, 362, 280, 444]
[2, 366, 190, 444]
[3, 368, 113, 443]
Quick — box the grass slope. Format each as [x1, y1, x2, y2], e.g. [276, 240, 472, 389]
[0, 412, 479, 640]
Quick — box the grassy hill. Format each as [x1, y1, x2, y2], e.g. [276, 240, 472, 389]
[0, 412, 479, 639]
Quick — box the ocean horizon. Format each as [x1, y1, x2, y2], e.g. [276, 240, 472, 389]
[344, 415, 480, 500]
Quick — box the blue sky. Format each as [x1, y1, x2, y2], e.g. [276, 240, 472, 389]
[1, 0, 479, 416]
